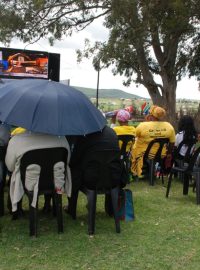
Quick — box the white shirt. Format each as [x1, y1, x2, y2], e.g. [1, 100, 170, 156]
[175, 131, 195, 156]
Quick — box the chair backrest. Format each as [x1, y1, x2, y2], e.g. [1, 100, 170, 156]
[117, 135, 135, 177]
[117, 135, 135, 157]
[187, 146, 200, 172]
[81, 148, 122, 190]
[143, 138, 169, 162]
[20, 147, 68, 192]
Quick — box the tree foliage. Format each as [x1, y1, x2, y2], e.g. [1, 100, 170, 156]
[78, 0, 200, 123]
[0, 0, 199, 124]
[0, 0, 111, 44]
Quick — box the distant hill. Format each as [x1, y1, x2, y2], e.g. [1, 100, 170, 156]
[61, 81, 144, 99]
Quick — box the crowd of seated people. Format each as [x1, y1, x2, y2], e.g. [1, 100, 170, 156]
[0, 104, 199, 224]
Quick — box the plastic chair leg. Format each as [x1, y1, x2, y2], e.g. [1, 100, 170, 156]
[183, 174, 189, 195]
[0, 185, 4, 216]
[161, 173, 164, 185]
[28, 192, 38, 237]
[67, 190, 79, 220]
[110, 187, 120, 233]
[149, 160, 155, 186]
[43, 193, 53, 214]
[105, 193, 113, 216]
[86, 189, 97, 235]
[52, 195, 56, 217]
[195, 172, 200, 204]
[0, 166, 6, 216]
[166, 173, 173, 197]
[55, 193, 63, 233]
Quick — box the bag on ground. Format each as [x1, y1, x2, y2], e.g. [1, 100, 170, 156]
[117, 188, 134, 221]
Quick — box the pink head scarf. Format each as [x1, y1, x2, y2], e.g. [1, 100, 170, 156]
[116, 109, 130, 122]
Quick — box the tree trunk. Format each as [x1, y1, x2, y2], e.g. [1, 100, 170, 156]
[162, 81, 177, 129]
[194, 103, 200, 133]
[147, 79, 177, 129]
[156, 95, 176, 127]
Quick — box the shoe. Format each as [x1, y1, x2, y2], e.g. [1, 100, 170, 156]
[12, 207, 25, 220]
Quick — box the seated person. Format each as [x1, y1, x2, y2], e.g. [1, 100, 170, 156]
[174, 115, 197, 159]
[11, 127, 69, 213]
[66, 125, 128, 215]
[113, 109, 136, 152]
[5, 131, 71, 213]
[131, 105, 175, 177]
[113, 109, 136, 136]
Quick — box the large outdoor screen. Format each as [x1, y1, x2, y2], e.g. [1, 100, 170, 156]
[0, 47, 48, 79]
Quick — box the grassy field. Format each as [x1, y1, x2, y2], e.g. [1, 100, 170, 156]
[1, 179, 200, 270]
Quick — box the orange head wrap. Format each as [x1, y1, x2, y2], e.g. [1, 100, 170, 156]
[149, 105, 166, 120]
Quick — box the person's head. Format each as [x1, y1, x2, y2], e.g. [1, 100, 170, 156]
[116, 109, 131, 125]
[178, 115, 197, 142]
[145, 105, 166, 121]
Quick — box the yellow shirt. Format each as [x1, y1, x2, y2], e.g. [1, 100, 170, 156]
[131, 121, 175, 176]
[113, 125, 136, 136]
[113, 125, 136, 152]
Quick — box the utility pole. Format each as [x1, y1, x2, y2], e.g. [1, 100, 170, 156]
[96, 65, 100, 108]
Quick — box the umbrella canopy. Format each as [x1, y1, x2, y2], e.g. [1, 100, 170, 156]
[0, 79, 107, 135]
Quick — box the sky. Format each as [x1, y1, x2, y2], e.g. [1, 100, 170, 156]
[0, 18, 199, 100]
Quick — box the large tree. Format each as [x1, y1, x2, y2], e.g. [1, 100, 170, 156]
[0, 0, 199, 125]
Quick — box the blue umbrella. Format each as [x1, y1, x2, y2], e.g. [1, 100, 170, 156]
[0, 79, 107, 135]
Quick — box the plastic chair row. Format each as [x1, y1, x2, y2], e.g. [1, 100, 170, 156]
[2, 147, 124, 237]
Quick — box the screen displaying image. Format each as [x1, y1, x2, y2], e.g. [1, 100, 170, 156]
[0, 47, 48, 79]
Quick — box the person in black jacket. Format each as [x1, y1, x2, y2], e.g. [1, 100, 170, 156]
[66, 125, 128, 216]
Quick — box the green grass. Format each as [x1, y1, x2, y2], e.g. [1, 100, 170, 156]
[1, 180, 200, 270]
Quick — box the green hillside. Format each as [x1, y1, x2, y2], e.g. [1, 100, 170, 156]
[73, 86, 143, 99]
[61, 81, 143, 99]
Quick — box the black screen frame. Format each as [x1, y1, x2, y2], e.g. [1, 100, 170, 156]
[0, 47, 60, 82]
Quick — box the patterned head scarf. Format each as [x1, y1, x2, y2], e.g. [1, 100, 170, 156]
[116, 109, 131, 122]
[149, 105, 166, 120]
